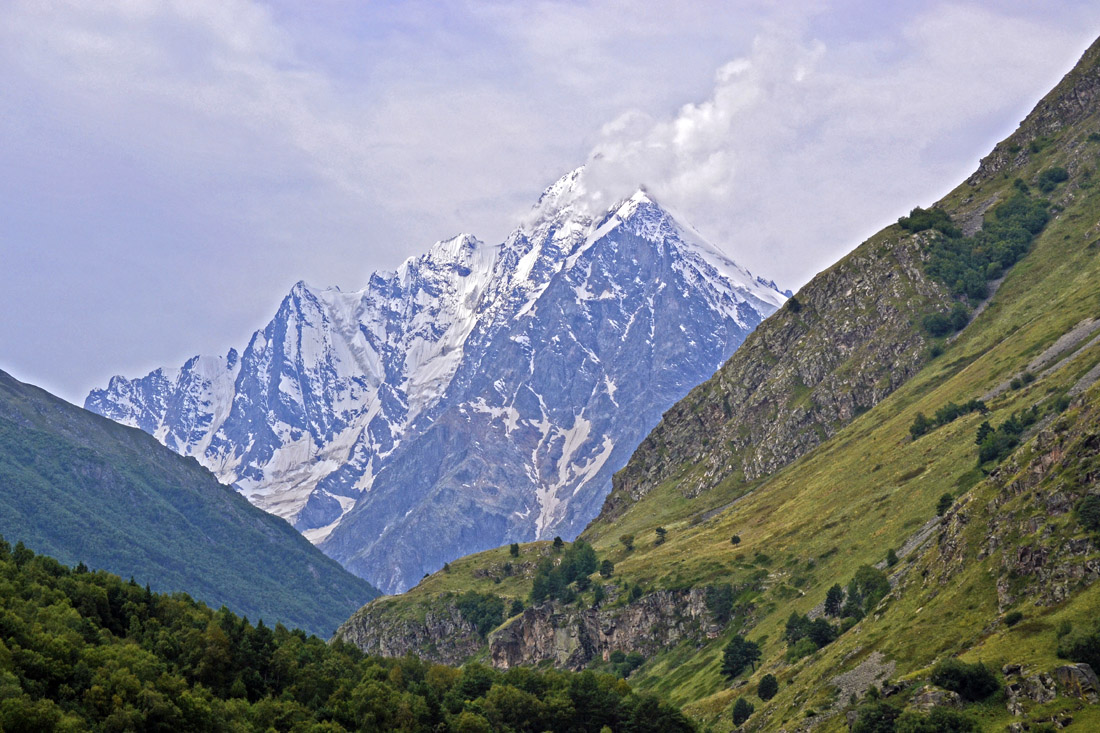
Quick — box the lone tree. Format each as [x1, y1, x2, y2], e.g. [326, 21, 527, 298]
[824, 584, 844, 616]
[937, 493, 954, 517]
[509, 543, 520, 557]
[730, 535, 742, 545]
[552, 536, 565, 552]
[757, 673, 779, 701]
[721, 635, 761, 679]
[599, 559, 614, 578]
[732, 697, 755, 726]
[655, 527, 667, 545]
[619, 534, 635, 552]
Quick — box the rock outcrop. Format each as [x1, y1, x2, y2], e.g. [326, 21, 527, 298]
[335, 588, 720, 671]
[333, 597, 484, 667]
[489, 589, 717, 670]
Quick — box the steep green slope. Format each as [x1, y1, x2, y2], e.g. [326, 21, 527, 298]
[336, 35, 1100, 732]
[0, 540, 694, 732]
[0, 369, 379, 637]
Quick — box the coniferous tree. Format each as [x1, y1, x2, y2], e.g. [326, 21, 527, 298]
[732, 697, 755, 726]
[721, 635, 762, 679]
[824, 584, 844, 616]
[757, 673, 779, 701]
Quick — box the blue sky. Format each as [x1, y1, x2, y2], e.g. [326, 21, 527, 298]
[2, 0, 1099, 403]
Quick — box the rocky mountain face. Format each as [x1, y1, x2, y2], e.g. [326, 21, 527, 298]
[86, 170, 785, 593]
[594, 207, 953, 525]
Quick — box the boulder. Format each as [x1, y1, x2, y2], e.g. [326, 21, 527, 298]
[1054, 663, 1100, 700]
[909, 685, 962, 710]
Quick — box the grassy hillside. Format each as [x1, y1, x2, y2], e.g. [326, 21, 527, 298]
[338, 36, 1100, 732]
[0, 369, 379, 637]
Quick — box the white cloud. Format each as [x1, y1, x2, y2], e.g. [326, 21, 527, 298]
[575, 4, 1096, 286]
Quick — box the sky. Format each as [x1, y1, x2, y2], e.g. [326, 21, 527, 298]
[2, 1, 1099, 404]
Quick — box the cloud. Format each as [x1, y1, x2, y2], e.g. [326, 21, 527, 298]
[575, 4, 1096, 286]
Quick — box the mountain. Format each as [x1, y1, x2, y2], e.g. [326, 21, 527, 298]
[0, 369, 378, 637]
[86, 169, 786, 593]
[334, 36, 1100, 732]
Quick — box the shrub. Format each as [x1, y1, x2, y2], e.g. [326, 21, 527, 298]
[509, 543, 519, 557]
[852, 565, 891, 611]
[1057, 625, 1100, 669]
[619, 534, 635, 551]
[731, 697, 755, 726]
[599, 559, 614, 578]
[730, 535, 741, 545]
[851, 699, 900, 733]
[1004, 610, 1023, 627]
[910, 412, 933, 439]
[1038, 166, 1069, 193]
[757, 673, 779, 701]
[898, 206, 960, 236]
[922, 313, 954, 338]
[918, 193, 1049, 302]
[654, 527, 667, 545]
[456, 591, 505, 637]
[1077, 495, 1100, 532]
[787, 296, 802, 313]
[930, 658, 1000, 701]
[785, 637, 818, 662]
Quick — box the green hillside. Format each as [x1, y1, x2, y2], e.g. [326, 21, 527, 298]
[0, 369, 379, 637]
[336, 36, 1100, 732]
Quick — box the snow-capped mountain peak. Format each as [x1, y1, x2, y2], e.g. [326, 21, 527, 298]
[87, 168, 785, 593]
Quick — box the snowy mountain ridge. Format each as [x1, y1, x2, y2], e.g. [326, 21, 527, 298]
[87, 168, 785, 592]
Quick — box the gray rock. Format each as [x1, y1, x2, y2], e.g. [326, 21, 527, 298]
[1054, 663, 1100, 699]
[909, 685, 962, 711]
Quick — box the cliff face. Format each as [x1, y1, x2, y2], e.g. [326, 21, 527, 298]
[334, 587, 720, 671]
[489, 589, 718, 670]
[595, 227, 951, 523]
[333, 597, 484, 667]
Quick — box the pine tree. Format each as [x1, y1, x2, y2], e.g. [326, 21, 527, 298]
[732, 697, 755, 726]
[721, 635, 761, 679]
[824, 584, 844, 616]
[757, 673, 779, 701]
